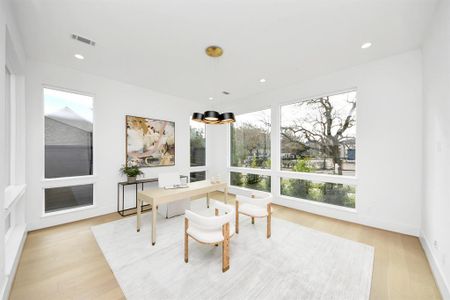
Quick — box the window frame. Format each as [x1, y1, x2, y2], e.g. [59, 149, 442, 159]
[41, 85, 97, 216]
[189, 118, 207, 181]
[227, 89, 358, 211]
[227, 107, 273, 194]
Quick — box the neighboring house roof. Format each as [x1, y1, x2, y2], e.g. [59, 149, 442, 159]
[46, 107, 93, 132]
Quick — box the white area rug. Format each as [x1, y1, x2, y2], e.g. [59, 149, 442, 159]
[91, 199, 374, 300]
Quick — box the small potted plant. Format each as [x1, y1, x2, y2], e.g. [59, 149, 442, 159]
[120, 163, 144, 183]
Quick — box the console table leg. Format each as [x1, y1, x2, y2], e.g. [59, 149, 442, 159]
[136, 198, 141, 232]
[152, 201, 157, 245]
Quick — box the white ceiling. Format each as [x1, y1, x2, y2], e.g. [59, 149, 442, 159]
[12, 0, 437, 104]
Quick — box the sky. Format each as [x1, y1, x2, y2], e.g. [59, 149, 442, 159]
[281, 91, 357, 136]
[44, 88, 93, 123]
[233, 91, 356, 137]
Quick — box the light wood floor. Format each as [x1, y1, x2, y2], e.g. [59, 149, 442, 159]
[10, 192, 441, 299]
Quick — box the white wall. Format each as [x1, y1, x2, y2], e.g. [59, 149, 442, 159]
[211, 50, 423, 236]
[26, 60, 205, 230]
[421, 0, 450, 298]
[0, 0, 27, 298]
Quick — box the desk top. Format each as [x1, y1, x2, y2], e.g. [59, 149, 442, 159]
[137, 180, 226, 203]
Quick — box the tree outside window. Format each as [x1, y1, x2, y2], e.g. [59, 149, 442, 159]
[281, 91, 356, 176]
[280, 91, 357, 208]
[230, 109, 271, 169]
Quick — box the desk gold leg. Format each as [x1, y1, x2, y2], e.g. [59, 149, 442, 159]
[152, 200, 157, 246]
[207, 193, 210, 208]
[137, 198, 141, 232]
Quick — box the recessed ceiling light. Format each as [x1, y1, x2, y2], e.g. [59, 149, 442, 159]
[259, 78, 266, 83]
[74, 54, 84, 60]
[208, 97, 214, 100]
[361, 42, 372, 49]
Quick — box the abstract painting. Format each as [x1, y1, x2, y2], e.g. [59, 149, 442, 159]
[126, 115, 175, 167]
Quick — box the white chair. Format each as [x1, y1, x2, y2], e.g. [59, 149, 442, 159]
[184, 201, 235, 272]
[158, 172, 190, 218]
[235, 190, 272, 238]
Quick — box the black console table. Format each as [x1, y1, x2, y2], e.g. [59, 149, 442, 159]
[117, 176, 188, 217]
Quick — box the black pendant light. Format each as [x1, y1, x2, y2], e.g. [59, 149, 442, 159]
[192, 46, 235, 125]
[191, 110, 235, 125]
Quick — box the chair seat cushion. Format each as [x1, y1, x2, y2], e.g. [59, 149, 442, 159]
[187, 223, 235, 244]
[239, 203, 268, 217]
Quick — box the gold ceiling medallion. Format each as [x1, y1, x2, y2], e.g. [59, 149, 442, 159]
[205, 46, 223, 57]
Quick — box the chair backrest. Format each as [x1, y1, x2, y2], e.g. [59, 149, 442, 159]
[185, 209, 232, 230]
[158, 172, 181, 188]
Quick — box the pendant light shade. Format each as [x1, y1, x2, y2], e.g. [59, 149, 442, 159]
[219, 112, 235, 123]
[191, 110, 235, 125]
[204, 111, 220, 121]
[192, 112, 204, 122]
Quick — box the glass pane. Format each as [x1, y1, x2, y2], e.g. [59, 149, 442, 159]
[190, 120, 206, 167]
[230, 109, 271, 169]
[281, 91, 356, 176]
[280, 178, 355, 208]
[230, 171, 271, 192]
[45, 184, 93, 213]
[44, 88, 94, 178]
[190, 171, 206, 182]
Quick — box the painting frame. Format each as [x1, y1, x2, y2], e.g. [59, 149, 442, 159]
[125, 115, 176, 168]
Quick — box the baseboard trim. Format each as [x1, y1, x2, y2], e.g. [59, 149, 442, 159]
[420, 234, 450, 300]
[1, 228, 27, 300]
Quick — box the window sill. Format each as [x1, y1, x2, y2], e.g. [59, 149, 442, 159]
[42, 204, 96, 218]
[4, 184, 26, 211]
[278, 194, 357, 214]
[42, 175, 98, 188]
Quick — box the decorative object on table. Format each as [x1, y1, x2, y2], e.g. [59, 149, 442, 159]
[235, 190, 273, 238]
[191, 45, 235, 125]
[120, 164, 144, 183]
[126, 115, 175, 167]
[210, 175, 221, 184]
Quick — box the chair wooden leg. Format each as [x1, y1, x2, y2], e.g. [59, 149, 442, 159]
[267, 203, 271, 238]
[222, 223, 230, 272]
[235, 201, 239, 234]
[211, 208, 219, 246]
[184, 218, 189, 263]
[251, 217, 255, 224]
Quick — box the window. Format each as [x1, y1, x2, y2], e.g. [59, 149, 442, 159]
[230, 109, 271, 169]
[190, 120, 206, 167]
[190, 171, 206, 182]
[43, 88, 94, 213]
[45, 184, 94, 213]
[44, 88, 94, 178]
[281, 91, 356, 176]
[280, 178, 355, 208]
[230, 171, 271, 192]
[5, 67, 11, 185]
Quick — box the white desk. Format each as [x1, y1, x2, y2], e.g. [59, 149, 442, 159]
[137, 180, 228, 245]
